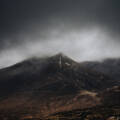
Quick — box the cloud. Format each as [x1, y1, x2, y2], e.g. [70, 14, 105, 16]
[1, 0, 120, 68]
[0, 26, 120, 68]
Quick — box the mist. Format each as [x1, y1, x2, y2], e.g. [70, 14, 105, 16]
[0, 26, 120, 68]
[1, 0, 120, 68]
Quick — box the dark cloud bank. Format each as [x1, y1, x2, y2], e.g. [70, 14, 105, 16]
[0, 0, 120, 68]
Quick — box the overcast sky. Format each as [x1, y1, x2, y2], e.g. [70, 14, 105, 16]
[1, 0, 120, 68]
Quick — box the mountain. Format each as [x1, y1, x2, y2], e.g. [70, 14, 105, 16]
[80, 58, 120, 85]
[0, 54, 119, 120]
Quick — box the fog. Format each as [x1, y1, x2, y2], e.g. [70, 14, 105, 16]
[1, 0, 120, 68]
[0, 26, 120, 68]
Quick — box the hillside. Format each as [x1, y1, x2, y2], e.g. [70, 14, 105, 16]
[80, 58, 120, 85]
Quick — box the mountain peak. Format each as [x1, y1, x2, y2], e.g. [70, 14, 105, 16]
[55, 52, 64, 57]
[52, 53, 74, 61]
[50, 53, 76, 69]
[53, 53, 67, 59]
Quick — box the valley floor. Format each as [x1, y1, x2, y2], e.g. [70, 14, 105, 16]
[46, 106, 120, 120]
[0, 106, 120, 120]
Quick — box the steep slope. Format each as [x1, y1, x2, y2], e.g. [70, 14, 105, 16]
[0, 53, 112, 97]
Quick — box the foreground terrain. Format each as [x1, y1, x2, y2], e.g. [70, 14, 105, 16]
[47, 106, 120, 120]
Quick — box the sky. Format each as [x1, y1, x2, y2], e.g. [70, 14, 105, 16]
[1, 0, 120, 68]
